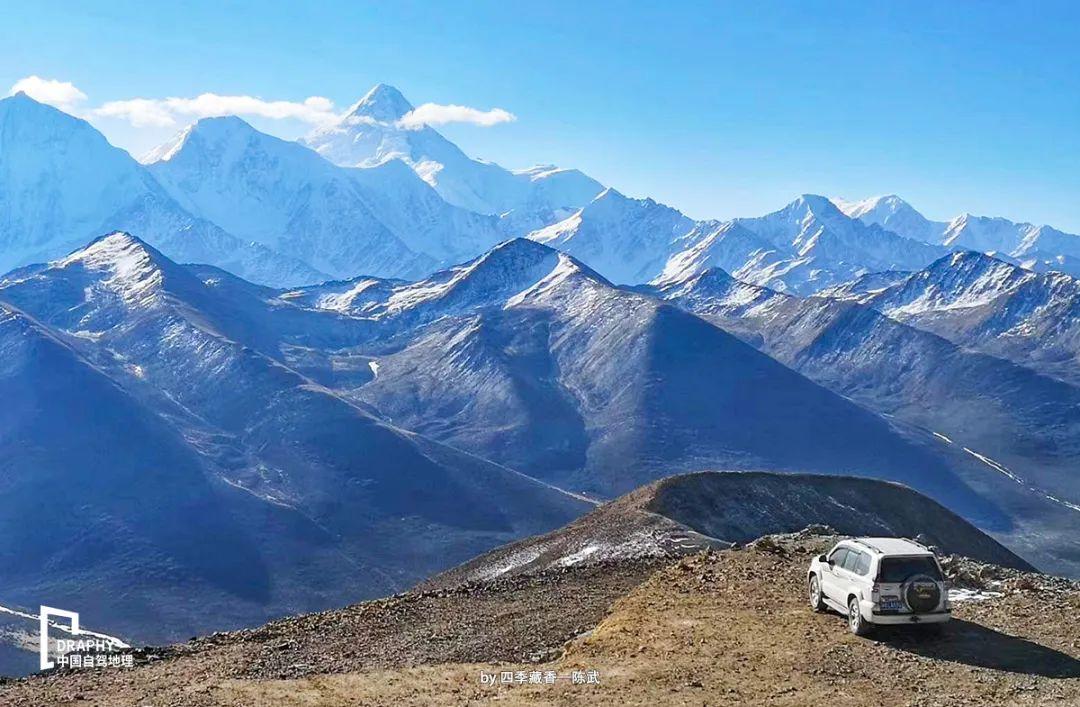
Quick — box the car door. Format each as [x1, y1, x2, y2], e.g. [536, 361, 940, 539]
[836, 549, 866, 602]
[820, 546, 849, 602]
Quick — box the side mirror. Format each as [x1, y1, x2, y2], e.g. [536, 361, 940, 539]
[818, 554, 829, 563]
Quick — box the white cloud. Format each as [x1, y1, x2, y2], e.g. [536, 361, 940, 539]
[93, 98, 176, 127]
[92, 93, 338, 128]
[6, 76, 516, 137]
[8, 76, 88, 110]
[398, 103, 516, 129]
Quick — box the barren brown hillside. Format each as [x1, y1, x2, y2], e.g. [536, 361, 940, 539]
[2, 533, 1077, 707]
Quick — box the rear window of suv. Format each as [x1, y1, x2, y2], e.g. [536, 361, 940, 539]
[876, 556, 942, 583]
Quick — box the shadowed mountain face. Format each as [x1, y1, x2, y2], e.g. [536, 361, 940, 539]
[650, 264, 1080, 575]
[426, 471, 1033, 590]
[280, 241, 1012, 532]
[0, 235, 589, 662]
[832, 251, 1080, 387]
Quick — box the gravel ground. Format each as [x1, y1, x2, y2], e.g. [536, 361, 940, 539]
[2, 533, 1077, 706]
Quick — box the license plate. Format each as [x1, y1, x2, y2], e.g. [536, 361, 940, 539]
[880, 598, 903, 611]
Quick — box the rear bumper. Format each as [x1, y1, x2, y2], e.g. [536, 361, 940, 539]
[859, 598, 950, 624]
[868, 607, 951, 625]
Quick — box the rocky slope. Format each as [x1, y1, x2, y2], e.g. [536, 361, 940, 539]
[424, 471, 1033, 589]
[295, 240, 1005, 524]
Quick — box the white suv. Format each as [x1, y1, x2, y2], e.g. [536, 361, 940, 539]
[807, 537, 951, 635]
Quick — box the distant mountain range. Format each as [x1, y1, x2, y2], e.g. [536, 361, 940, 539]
[834, 194, 1080, 275]
[2, 233, 1074, 596]
[0, 93, 324, 286]
[5, 87, 1080, 296]
[533, 191, 1080, 292]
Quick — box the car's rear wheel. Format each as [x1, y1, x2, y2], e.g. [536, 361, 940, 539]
[808, 575, 825, 612]
[848, 597, 872, 636]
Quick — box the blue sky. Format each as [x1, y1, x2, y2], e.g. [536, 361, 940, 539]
[3, 1, 1079, 229]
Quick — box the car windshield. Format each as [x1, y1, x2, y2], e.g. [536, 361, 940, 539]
[876, 556, 942, 583]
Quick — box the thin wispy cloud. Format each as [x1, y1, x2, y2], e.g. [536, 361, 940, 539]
[93, 94, 338, 128]
[398, 103, 516, 129]
[7, 76, 87, 111]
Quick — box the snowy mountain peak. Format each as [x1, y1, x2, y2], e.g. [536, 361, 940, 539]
[584, 186, 630, 210]
[792, 194, 843, 217]
[140, 125, 194, 163]
[927, 249, 1014, 278]
[53, 232, 170, 303]
[58, 231, 160, 269]
[0, 90, 67, 119]
[832, 194, 915, 220]
[346, 83, 414, 123]
[348, 238, 596, 318]
[302, 85, 603, 220]
[189, 114, 258, 137]
[450, 238, 566, 286]
[144, 116, 263, 165]
[0, 91, 100, 141]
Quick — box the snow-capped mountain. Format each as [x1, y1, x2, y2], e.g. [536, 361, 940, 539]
[533, 191, 948, 293]
[832, 195, 949, 245]
[833, 250, 1080, 387]
[302, 84, 603, 229]
[0, 233, 588, 647]
[528, 187, 696, 284]
[0, 93, 326, 286]
[834, 194, 1080, 278]
[730, 195, 948, 290]
[146, 115, 504, 279]
[653, 220, 784, 286]
[281, 239, 1010, 515]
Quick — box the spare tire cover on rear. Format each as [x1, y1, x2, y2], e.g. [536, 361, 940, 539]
[904, 574, 941, 612]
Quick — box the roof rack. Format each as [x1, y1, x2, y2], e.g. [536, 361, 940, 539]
[850, 538, 882, 553]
